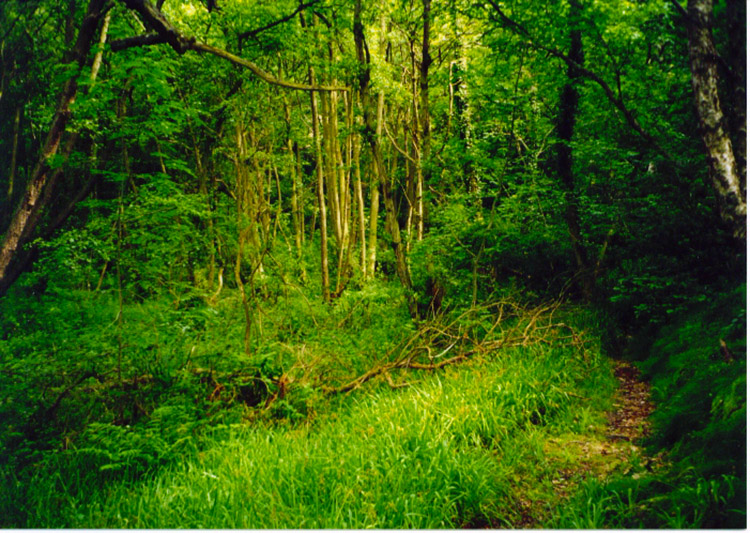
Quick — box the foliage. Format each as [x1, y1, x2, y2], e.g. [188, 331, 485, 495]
[0, 0, 745, 528]
[0, 307, 615, 528]
[549, 283, 747, 528]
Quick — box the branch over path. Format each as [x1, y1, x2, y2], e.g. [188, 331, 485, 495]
[484, 0, 668, 159]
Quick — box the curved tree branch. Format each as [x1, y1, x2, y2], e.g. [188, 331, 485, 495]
[237, 0, 321, 50]
[116, 0, 346, 92]
[190, 41, 346, 92]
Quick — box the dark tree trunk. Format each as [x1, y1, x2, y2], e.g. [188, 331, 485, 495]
[553, 0, 593, 300]
[417, 0, 431, 240]
[0, 0, 108, 296]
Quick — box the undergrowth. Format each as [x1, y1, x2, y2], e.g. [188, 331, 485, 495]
[549, 283, 746, 529]
[0, 281, 616, 528]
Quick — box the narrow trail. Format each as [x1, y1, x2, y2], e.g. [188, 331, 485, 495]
[512, 360, 658, 528]
[607, 361, 655, 443]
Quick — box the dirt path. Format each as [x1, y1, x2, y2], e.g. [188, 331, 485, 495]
[607, 360, 655, 442]
[512, 360, 657, 528]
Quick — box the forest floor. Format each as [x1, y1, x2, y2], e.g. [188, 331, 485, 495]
[511, 360, 661, 528]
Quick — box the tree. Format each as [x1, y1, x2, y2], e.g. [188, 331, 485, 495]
[0, 0, 109, 295]
[354, 0, 416, 315]
[678, 0, 746, 239]
[549, 0, 594, 300]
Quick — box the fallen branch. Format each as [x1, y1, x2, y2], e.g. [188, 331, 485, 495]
[322, 300, 578, 395]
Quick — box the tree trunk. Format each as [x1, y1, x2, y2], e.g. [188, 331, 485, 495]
[685, 0, 746, 239]
[0, 0, 108, 296]
[725, 0, 746, 191]
[553, 0, 594, 301]
[284, 99, 304, 260]
[417, 0, 431, 241]
[365, 15, 388, 281]
[7, 105, 21, 200]
[234, 133, 253, 355]
[353, 115, 367, 276]
[310, 69, 330, 302]
[354, 0, 415, 316]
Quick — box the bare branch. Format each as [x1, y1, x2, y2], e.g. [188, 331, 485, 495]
[237, 0, 321, 50]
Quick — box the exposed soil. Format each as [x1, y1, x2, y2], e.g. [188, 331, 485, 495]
[607, 360, 655, 442]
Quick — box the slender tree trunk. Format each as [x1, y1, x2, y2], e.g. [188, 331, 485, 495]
[295, 141, 305, 248]
[322, 92, 342, 246]
[7, 105, 21, 200]
[234, 124, 254, 353]
[417, 0, 431, 241]
[284, 100, 304, 260]
[0, 0, 108, 296]
[685, 0, 746, 239]
[366, 162, 380, 279]
[365, 16, 387, 281]
[334, 91, 354, 293]
[353, 124, 367, 276]
[310, 69, 330, 302]
[354, 0, 415, 316]
[247, 129, 266, 273]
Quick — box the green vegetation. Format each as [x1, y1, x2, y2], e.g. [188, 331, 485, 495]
[1, 288, 618, 528]
[0, 0, 745, 528]
[550, 285, 747, 529]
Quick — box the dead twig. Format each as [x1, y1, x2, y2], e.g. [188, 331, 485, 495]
[322, 300, 581, 395]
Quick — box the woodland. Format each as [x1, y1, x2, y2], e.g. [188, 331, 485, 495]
[0, 0, 746, 528]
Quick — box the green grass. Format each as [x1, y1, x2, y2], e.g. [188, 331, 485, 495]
[6, 272, 743, 528]
[1, 310, 617, 528]
[548, 283, 747, 529]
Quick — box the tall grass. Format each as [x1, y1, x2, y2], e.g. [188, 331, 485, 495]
[3, 313, 616, 528]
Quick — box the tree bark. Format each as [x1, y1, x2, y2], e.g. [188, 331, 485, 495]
[7, 105, 21, 200]
[417, 0, 431, 241]
[724, 0, 746, 195]
[0, 0, 108, 296]
[354, 0, 415, 316]
[283, 98, 304, 261]
[553, 0, 594, 301]
[353, 114, 367, 276]
[310, 69, 330, 302]
[365, 14, 388, 281]
[685, 0, 746, 239]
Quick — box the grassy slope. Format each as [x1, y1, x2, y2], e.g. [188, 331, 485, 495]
[3, 305, 620, 528]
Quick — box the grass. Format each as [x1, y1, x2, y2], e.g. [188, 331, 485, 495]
[1, 306, 618, 528]
[548, 283, 747, 529]
[3, 271, 743, 529]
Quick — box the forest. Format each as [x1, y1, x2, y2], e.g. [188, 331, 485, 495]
[0, 0, 746, 528]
